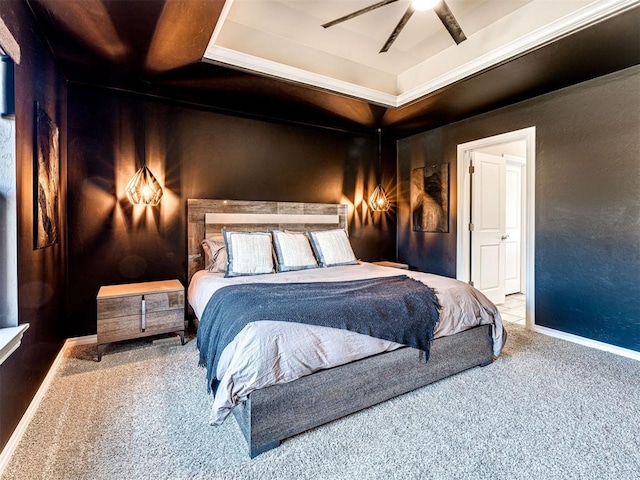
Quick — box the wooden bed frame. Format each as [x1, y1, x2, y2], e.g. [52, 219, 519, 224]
[187, 199, 494, 458]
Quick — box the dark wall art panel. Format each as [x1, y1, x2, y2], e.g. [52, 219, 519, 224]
[34, 102, 59, 248]
[411, 163, 449, 233]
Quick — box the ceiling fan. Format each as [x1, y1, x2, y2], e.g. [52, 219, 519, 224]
[322, 0, 467, 53]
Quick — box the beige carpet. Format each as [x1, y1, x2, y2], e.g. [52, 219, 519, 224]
[2, 325, 639, 480]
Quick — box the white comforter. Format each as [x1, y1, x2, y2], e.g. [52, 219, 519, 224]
[188, 262, 505, 425]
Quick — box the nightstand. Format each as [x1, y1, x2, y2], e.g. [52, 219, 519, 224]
[373, 261, 409, 270]
[96, 279, 185, 361]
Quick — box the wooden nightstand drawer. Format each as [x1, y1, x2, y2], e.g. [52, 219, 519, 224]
[97, 310, 184, 344]
[97, 291, 184, 319]
[146, 290, 184, 312]
[96, 280, 185, 361]
[97, 295, 142, 320]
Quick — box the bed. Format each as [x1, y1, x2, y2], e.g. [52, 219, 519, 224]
[187, 199, 505, 458]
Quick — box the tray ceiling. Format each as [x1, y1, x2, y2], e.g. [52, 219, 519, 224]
[205, 0, 636, 107]
[22, 0, 640, 135]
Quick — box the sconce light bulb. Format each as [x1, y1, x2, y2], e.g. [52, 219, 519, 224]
[126, 165, 163, 206]
[412, 0, 439, 10]
[368, 184, 391, 212]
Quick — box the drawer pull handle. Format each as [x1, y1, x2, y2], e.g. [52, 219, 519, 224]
[141, 297, 146, 332]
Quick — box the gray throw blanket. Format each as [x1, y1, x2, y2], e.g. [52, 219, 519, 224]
[197, 275, 440, 394]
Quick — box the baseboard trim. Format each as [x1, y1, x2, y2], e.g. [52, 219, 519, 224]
[0, 342, 66, 475]
[532, 325, 640, 361]
[65, 334, 97, 347]
[0, 334, 95, 475]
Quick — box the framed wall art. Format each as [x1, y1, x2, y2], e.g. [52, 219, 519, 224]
[34, 102, 59, 249]
[411, 163, 449, 233]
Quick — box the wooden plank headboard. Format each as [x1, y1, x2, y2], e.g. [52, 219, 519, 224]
[187, 199, 348, 283]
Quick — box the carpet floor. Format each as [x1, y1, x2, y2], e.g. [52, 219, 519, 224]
[2, 325, 639, 480]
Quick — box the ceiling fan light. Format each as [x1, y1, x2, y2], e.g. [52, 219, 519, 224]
[412, 0, 439, 11]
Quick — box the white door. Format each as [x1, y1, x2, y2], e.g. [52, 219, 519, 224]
[471, 152, 506, 305]
[505, 162, 523, 294]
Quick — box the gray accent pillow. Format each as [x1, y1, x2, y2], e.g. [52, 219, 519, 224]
[308, 229, 358, 267]
[272, 230, 318, 272]
[202, 237, 227, 273]
[223, 229, 274, 277]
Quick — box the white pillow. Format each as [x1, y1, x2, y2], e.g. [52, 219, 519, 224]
[308, 229, 358, 267]
[223, 229, 274, 277]
[272, 230, 318, 272]
[202, 237, 227, 273]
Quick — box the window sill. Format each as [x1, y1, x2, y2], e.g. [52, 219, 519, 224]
[0, 324, 29, 366]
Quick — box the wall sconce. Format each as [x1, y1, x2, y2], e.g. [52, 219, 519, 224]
[368, 184, 390, 212]
[368, 128, 390, 212]
[126, 100, 163, 206]
[126, 165, 163, 205]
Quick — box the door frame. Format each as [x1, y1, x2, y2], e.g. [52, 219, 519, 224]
[456, 127, 536, 328]
[504, 155, 526, 296]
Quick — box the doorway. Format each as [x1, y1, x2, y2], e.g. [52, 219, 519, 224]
[456, 127, 535, 328]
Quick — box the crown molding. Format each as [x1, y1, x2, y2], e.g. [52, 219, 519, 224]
[204, 0, 397, 106]
[204, 0, 639, 109]
[203, 45, 399, 107]
[397, 0, 640, 106]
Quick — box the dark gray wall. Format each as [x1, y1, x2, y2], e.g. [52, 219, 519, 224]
[398, 66, 640, 352]
[66, 85, 397, 337]
[0, 0, 67, 453]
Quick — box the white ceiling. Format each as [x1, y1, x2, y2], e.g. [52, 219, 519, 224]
[204, 0, 637, 108]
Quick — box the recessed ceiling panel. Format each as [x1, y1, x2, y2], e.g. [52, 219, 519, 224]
[204, 0, 638, 107]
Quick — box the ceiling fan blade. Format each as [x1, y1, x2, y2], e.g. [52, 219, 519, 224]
[322, 0, 399, 29]
[380, 6, 415, 53]
[433, 0, 467, 44]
